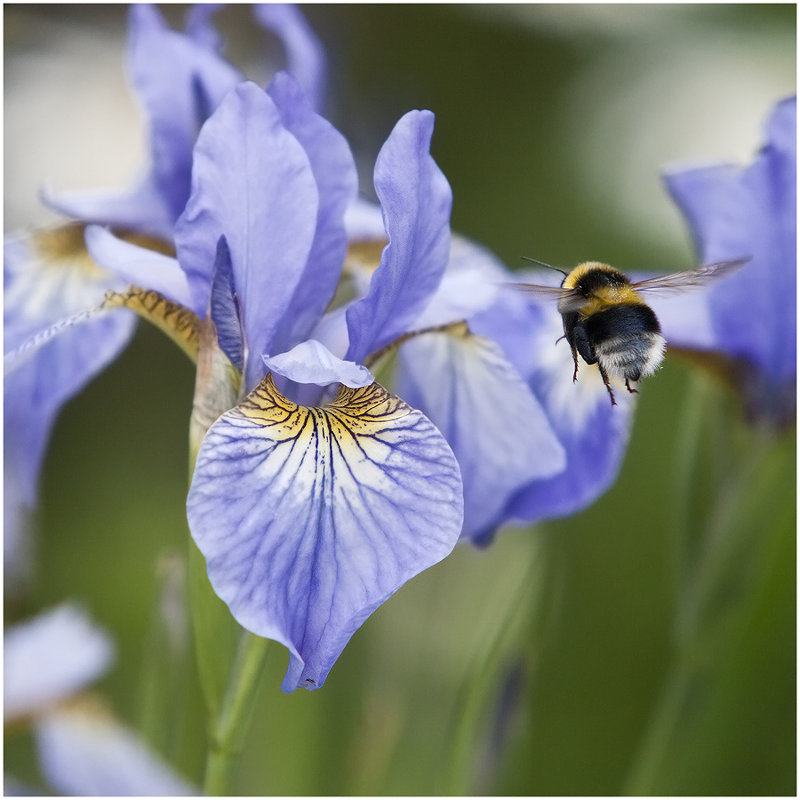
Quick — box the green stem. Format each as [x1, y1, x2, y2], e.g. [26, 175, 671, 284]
[203, 632, 271, 795]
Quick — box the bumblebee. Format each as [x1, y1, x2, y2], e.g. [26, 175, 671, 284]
[510, 259, 745, 405]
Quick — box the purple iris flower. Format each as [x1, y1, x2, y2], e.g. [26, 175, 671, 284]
[656, 96, 796, 425]
[79, 72, 571, 690]
[4, 4, 325, 579]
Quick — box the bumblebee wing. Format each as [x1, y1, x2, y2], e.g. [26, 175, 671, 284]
[505, 282, 588, 313]
[631, 259, 748, 296]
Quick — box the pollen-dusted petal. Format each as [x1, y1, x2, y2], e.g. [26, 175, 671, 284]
[264, 339, 373, 388]
[396, 328, 566, 541]
[4, 605, 114, 722]
[174, 81, 320, 390]
[187, 376, 463, 692]
[35, 701, 195, 796]
[345, 110, 452, 363]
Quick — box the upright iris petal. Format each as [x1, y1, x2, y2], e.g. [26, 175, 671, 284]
[660, 96, 796, 423]
[344, 110, 453, 363]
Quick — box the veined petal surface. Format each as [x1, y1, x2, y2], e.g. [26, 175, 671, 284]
[175, 82, 320, 390]
[187, 376, 463, 692]
[396, 328, 566, 541]
[345, 110, 452, 363]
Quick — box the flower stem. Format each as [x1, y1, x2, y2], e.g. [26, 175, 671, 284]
[202, 631, 270, 795]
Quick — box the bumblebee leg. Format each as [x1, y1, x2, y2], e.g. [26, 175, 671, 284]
[570, 345, 580, 382]
[598, 363, 617, 405]
[625, 377, 639, 394]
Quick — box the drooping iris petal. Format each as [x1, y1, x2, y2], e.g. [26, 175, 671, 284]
[36, 703, 195, 796]
[396, 328, 566, 541]
[84, 225, 194, 311]
[187, 376, 463, 692]
[471, 279, 634, 535]
[255, 3, 327, 113]
[345, 110, 453, 363]
[4, 605, 114, 723]
[175, 81, 320, 390]
[266, 72, 357, 354]
[264, 339, 373, 388]
[4, 229, 136, 582]
[662, 96, 796, 422]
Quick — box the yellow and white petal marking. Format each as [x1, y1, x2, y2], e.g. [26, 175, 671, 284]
[187, 375, 463, 692]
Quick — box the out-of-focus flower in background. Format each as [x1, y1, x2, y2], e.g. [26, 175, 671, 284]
[656, 95, 797, 426]
[4, 604, 196, 796]
[3, 4, 324, 587]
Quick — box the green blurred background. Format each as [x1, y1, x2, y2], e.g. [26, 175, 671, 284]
[5, 3, 796, 795]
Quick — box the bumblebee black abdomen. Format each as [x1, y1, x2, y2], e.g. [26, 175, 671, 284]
[584, 303, 665, 382]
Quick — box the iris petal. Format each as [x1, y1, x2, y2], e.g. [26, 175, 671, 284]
[175, 81, 320, 390]
[255, 4, 327, 113]
[36, 704, 195, 796]
[266, 72, 357, 353]
[396, 328, 566, 541]
[84, 225, 194, 311]
[472, 281, 634, 530]
[663, 97, 796, 419]
[187, 376, 463, 692]
[4, 605, 114, 722]
[345, 110, 452, 363]
[264, 340, 373, 388]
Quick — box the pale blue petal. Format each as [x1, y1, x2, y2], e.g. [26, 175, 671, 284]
[266, 72, 357, 353]
[126, 4, 243, 224]
[471, 278, 635, 532]
[36, 705, 195, 796]
[345, 110, 452, 363]
[264, 340, 373, 388]
[42, 178, 174, 242]
[412, 234, 508, 329]
[174, 82, 320, 390]
[4, 229, 136, 538]
[84, 226, 194, 311]
[254, 3, 327, 113]
[396, 331, 566, 541]
[663, 97, 796, 421]
[187, 378, 463, 692]
[4, 605, 114, 722]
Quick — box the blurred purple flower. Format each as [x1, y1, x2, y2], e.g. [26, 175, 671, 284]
[657, 96, 796, 425]
[4, 4, 325, 583]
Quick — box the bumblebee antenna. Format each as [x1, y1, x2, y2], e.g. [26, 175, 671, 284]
[520, 255, 568, 277]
